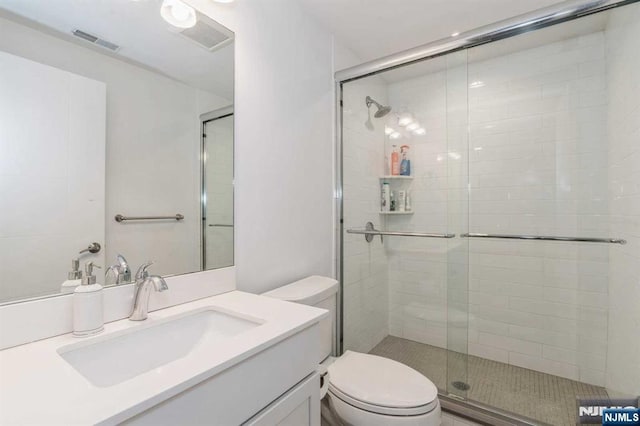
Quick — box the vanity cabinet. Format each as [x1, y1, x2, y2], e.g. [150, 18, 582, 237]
[0, 292, 327, 426]
[122, 323, 322, 426]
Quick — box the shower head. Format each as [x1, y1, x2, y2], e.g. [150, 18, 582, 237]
[366, 96, 392, 118]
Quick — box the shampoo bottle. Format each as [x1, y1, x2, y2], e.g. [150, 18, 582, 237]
[73, 261, 104, 337]
[400, 145, 411, 176]
[391, 145, 400, 176]
[61, 258, 82, 294]
[398, 190, 406, 212]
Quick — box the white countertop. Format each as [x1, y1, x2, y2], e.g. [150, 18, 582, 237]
[0, 291, 328, 425]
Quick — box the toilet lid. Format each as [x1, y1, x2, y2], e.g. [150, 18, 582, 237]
[327, 351, 438, 416]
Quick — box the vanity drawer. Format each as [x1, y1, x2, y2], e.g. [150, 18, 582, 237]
[243, 372, 320, 426]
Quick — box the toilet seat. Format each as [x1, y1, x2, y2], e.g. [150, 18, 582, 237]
[327, 351, 439, 416]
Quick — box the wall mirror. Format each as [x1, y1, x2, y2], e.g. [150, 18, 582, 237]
[0, 0, 234, 304]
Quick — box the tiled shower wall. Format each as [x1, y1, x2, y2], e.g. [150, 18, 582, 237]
[385, 66, 451, 348]
[383, 32, 611, 386]
[465, 32, 609, 386]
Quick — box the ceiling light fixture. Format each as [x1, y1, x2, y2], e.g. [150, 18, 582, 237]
[389, 132, 401, 140]
[385, 126, 394, 135]
[451, 31, 460, 37]
[161, 0, 197, 29]
[413, 128, 426, 136]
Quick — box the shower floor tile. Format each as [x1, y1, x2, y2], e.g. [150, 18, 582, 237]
[369, 335, 609, 426]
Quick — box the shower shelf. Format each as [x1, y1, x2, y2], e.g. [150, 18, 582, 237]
[380, 211, 414, 215]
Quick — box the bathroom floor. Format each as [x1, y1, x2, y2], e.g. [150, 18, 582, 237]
[369, 336, 609, 426]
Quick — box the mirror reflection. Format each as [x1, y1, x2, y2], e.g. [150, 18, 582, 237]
[0, 0, 234, 304]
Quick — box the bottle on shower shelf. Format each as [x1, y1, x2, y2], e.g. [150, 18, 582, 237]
[398, 190, 406, 212]
[400, 144, 411, 176]
[391, 145, 400, 176]
[381, 182, 390, 212]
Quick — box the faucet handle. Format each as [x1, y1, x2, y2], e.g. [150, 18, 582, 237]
[105, 264, 119, 277]
[115, 254, 131, 283]
[116, 254, 127, 267]
[135, 261, 154, 281]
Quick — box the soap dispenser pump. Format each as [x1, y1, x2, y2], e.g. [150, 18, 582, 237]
[73, 261, 104, 337]
[61, 258, 83, 294]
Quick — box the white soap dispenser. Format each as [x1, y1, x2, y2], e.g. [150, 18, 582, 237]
[73, 261, 104, 337]
[61, 258, 83, 294]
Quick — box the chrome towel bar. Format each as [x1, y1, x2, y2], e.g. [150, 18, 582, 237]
[461, 233, 626, 245]
[115, 214, 184, 223]
[347, 229, 456, 238]
[347, 222, 455, 242]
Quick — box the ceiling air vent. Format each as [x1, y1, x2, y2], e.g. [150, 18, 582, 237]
[177, 13, 233, 52]
[72, 29, 120, 52]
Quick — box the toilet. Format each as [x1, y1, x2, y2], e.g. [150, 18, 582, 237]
[263, 276, 441, 426]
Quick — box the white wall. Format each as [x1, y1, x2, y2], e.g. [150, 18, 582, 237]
[188, 0, 336, 294]
[605, 4, 640, 397]
[0, 16, 230, 282]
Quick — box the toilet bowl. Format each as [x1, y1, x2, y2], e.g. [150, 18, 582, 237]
[262, 276, 441, 426]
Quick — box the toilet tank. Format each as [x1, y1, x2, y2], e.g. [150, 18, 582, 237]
[262, 276, 338, 361]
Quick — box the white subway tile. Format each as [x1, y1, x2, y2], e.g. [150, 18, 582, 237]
[478, 332, 542, 356]
[468, 342, 509, 363]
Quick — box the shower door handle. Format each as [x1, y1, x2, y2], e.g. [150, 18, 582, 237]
[349, 222, 383, 243]
[368, 222, 383, 243]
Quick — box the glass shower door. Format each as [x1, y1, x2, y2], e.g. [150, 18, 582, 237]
[339, 48, 470, 398]
[461, 8, 639, 423]
[340, 76, 390, 355]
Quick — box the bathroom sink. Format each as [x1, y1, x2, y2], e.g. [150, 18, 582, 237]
[57, 308, 263, 387]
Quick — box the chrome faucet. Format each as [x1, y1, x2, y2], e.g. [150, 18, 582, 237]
[106, 254, 131, 285]
[129, 261, 168, 321]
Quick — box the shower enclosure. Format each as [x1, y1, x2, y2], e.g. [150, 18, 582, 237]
[336, 1, 640, 425]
